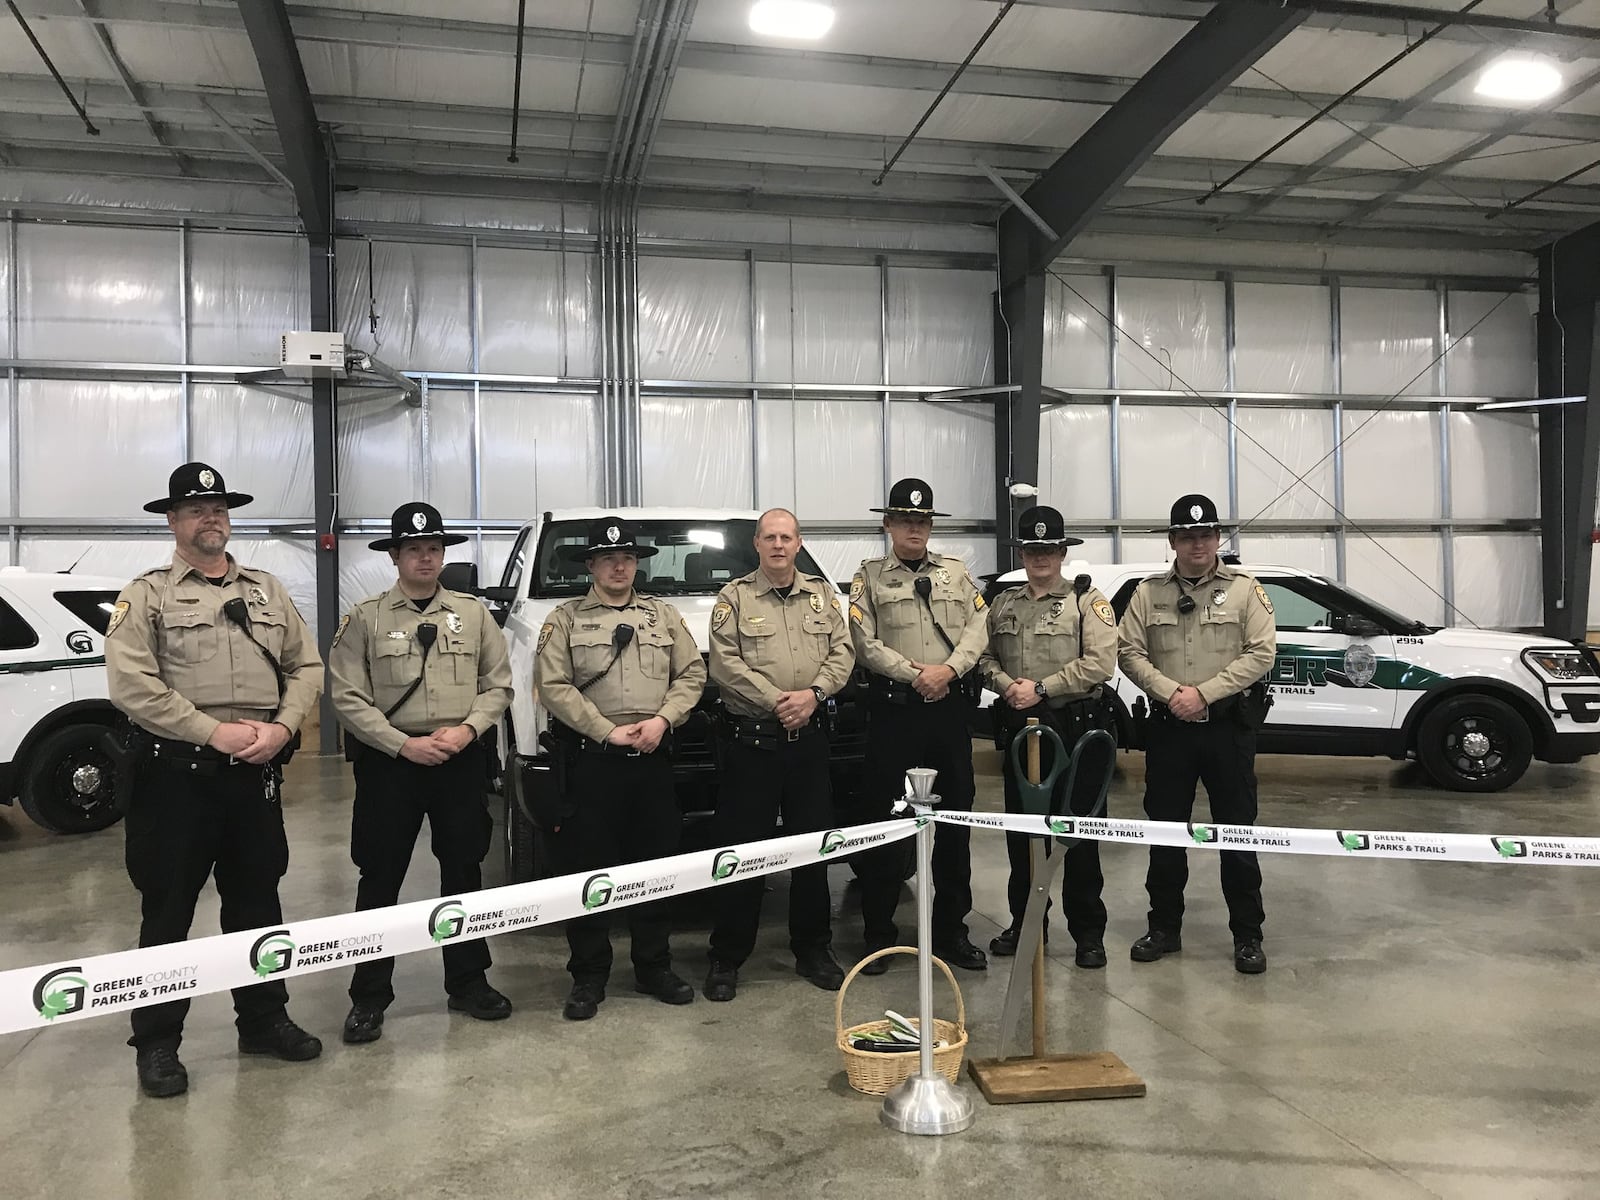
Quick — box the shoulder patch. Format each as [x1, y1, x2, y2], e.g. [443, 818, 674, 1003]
[106, 600, 131, 637]
[849, 603, 865, 625]
[537, 622, 555, 654]
[1254, 583, 1274, 615]
[1092, 598, 1115, 627]
[712, 602, 732, 631]
[849, 575, 864, 603]
[331, 613, 351, 647]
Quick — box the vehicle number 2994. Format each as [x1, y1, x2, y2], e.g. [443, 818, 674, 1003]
[1397, 637, 1424, 645]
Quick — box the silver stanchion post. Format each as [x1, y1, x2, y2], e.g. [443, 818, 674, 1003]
[880, 767, 975, 1136]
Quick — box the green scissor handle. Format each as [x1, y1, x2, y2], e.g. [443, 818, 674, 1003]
[1006, 722, 1069, 816]
[1007, 723, 1116, 843]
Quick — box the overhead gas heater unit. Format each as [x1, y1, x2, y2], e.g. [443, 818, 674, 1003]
[280, 331, 348, 379]
[243, 333, 420, 407]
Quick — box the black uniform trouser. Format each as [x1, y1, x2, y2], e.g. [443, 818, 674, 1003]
[857, 693, 976, 946]
[707, 732, 834, 967]
[348, 743, 494, 1008]
[551, 749, 679, 984]
[1141, 715, 1265, 943]
[998, 707, 1110, 945]
[124, 760, 290, 1051]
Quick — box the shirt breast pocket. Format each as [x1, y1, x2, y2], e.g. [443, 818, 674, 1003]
[738, 619, 778, 669]
[373, 636, 417, 687]
[158, 606, 219, 665]
[569, 627, 614, 681]
[638, 627, 676, 678]
[1034, 620, 1078, 660]
[800, 613, 833, 658]
[1146, 609, 1181, 655]
[876, 591, 918, 631]
[1201, 607, 1243, 657]
[249, 608, 289, 658]
[436, 634, 475, 686]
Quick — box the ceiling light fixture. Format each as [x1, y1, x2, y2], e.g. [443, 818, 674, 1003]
[748, 1, 835, 40]
[1475, 54, 1564, 103]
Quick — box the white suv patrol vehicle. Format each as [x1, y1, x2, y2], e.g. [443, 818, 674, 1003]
[0, 568, 131, 833]
[477, 509, 869, 881]
[983, 561, 1600, 793]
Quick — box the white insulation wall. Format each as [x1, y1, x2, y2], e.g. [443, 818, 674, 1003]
[0, 215, 1550, 633]
[1039, 270, 1541, 630]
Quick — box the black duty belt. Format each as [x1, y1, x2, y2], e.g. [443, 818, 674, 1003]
[724, 712, 824, 747]
[868, 675, 963, 706]
[148, 739, 260, 773]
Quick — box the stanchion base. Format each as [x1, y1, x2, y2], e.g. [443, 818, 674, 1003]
[966, 1051, 1146, 1105]
[879, 1074, 976, 1136]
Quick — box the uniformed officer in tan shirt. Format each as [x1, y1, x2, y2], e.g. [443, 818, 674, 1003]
[979, 505, 1118, 968]
[701, 509, 855, 1002]
[534, 517, 707, 1021]
[328, 501, 514, 1043]
[106, 461, 324, 1099]
[849, 476, 990, 974]
[1118, 493, 1277, 975]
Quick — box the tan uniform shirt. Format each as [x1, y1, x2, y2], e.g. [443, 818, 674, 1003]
[708, 570, 855, 719]
[534, 589, 707, 742]
[848, 552, 988, 682]
[1117, 560, 1277, 705]
[979, 581, 1118, 704]
[328, 585, 513, 758]
[105, 555, 323, 745]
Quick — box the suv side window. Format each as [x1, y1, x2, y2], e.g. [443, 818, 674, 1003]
[1258, 580, 1330, 632]
[0, 595, 39, 651]
[53, 589, 121, 635]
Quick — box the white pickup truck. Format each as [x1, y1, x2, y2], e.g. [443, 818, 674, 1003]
[473, 509, 870, 881]
[982, 561, 1600, 792]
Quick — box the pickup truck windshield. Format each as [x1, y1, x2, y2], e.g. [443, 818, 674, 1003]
[534, 519, 830, 599]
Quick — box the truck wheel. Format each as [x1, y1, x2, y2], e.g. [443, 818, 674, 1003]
[501, 737, 540, 884]
[18, 724, 123, 833]
[1416, 694, 1533, 793]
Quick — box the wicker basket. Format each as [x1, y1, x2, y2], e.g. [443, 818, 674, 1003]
[835, 946, 968, 1096]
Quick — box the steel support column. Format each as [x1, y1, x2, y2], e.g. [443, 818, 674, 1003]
[237, 0, 338, 748]
[1536, 228, 1600, 640]
[993, 218, 1044, 568]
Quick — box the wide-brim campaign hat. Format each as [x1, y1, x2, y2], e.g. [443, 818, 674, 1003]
[1161, 492, 1234, 533]
[557, 517, 659, 561]
[870, 476, 949, 517]
[143, 462, 253, 513]
[1008, 504, 1084, 549]
[369, 501, 468, 551]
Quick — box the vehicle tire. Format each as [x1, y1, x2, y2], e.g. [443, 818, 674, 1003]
[501, 735, 540, 885]
[17, 723, 123, 834]
[1416, 693, 1533, 793]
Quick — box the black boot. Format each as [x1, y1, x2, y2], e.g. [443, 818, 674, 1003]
[342, 1004, 385, 1045]
[563, 981, 606, 1021]
[795, 948, 845, 991]
[136, 1045, 188, 1098]
[238, 1016, 322, 1061]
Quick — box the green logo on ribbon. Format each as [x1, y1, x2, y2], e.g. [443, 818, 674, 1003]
[711, 851, 741, 881]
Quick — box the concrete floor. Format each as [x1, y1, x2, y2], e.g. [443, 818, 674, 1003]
[2, 747, 1599, 1200]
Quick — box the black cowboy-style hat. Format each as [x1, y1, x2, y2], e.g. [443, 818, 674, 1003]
[369, 501, 469, 551]
[1009, 504, 1085, 549]
[1162, 492, 1234, 533]
[143, 462, 253, 514]
[870, 476, 949, 518]
[557, 516, 660, 562]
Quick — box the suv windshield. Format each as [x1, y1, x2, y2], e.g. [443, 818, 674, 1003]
[533, 519, 830, 599]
